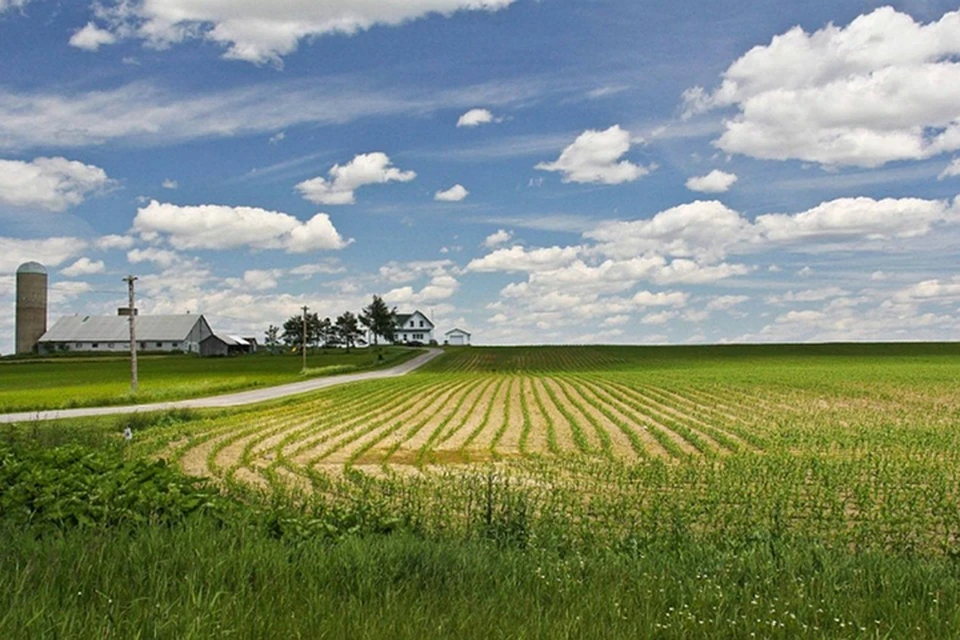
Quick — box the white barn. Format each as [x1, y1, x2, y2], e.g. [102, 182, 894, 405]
[38, 314, 213, 354]
[445, 328, 471, 346]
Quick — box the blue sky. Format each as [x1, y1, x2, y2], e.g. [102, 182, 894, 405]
[2, 0, 960, 350]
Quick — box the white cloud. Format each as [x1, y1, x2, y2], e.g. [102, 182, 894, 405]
[706, 295, 749, 311]
[227, 269, 284, 292]
[162, 178, 178, 189]
[0, 157, 112, 212]
[457, 108, 501, 127]
[87, 0, 517, 65]
[589, 196, 960, 261]
[132, 200, 351, 253]
[0, 236, 87, 273]
[467, 245, 582, 273]
[60, 257, 105, 277]
[686, 169, 738, 193]
[385, 275, 460, 306]
[290, 260, 345, 278]
[0, 0, 29, 13]
[482, 229, 512, 249]
[69, 22, 117, 51]
[633, 291, 689, 307]
[535, 125, 653, 184]
[296, 153, 416, 205]
[940, 158, 960, 180]
[435, 184, 469, 202]
[587, 201, 751, 261]
[269, 132, 286, 145]
[684, 7, 960, 167]
[96, 234, 135, 251]
[0, 78, 547, 151]
[641, 311, 677, 325]
[127, 247, 181, 268]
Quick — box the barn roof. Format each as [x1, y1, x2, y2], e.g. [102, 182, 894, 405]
[445, 327, 471, 336]
[39, 315, 207, 343]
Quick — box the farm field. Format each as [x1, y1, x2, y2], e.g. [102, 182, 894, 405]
[0, 346, 419, 412]
[5, 343, 960, 638]
[131, 343, 960, 553]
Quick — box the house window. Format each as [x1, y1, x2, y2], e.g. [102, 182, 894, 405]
[91, 343, 99, 349]
[156, 342, 163, 348]
[140, 342, 146, 350]
[107, 343, 114, 349]
[419, 320, 424, 327]
[75, 343, 82, 349]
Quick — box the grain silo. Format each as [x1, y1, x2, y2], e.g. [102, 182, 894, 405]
[16, 261, 48, 355]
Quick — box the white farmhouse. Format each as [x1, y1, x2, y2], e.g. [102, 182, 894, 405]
[38, 313, 213, 354]
[392, 310, 435, 345]
[444, 328, 471, 346]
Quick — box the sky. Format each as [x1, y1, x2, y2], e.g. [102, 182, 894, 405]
[1, 0, 960, 351]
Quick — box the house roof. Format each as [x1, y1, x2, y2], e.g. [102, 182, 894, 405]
[445, 327, 471, 336]
[40, 315, 207, 343]
[395, 310, 434, 329]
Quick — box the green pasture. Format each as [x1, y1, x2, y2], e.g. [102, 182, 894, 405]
[0, 347, 419, 412]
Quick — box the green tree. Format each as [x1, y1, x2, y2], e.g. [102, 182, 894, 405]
[359, 295, 397, 346]
[264, 324, 280, 354]
[281, 312, 322, 350]
[335, 311, 363, 351]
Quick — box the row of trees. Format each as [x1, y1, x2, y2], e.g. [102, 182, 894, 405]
[263, 295, 398, 352]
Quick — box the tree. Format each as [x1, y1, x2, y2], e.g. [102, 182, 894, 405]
[317, 316, 336, 348]
[264, 324, 280, 354]
[359, 295, 397, 346]
[335, 311, 363, 351]
[281, 312, 322, 349]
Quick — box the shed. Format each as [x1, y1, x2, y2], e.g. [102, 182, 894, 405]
[444, 327, 471, 346]
[200, 334, 253, 357]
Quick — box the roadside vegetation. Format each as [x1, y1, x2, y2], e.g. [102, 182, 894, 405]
[0, 346, 419, 412]
[3, 343, 960, 637]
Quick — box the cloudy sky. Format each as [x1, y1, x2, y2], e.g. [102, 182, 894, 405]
[2, 0, 960, 350]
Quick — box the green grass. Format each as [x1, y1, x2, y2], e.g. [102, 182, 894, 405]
[0, 347, 420, 412]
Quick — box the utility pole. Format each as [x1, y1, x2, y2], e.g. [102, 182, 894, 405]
[123, 275, 138, 393]
[301, 305, 309, 372]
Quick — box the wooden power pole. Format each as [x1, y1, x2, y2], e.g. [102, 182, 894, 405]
[123, 275, 139, 393]
[301, 305, 309, 372]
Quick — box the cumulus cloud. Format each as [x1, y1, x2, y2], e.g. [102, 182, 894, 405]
[940, 158, 960, 180]
[683, 7, 960, 167]
[296, 153, 416, 205]
[69, 22, 117, 50]
[482, 229, 512, 249]
[0, 157, 112, 212]
[127, 247, 181, 268]
[162, 178, 178, 189]
[385, 275, 460, 306]
[60, 257, 105, 277]
[686, 169, 738, 193]
[226, 269, 284, 292]
[588, 196, 960, 260]
[435, 184, 469, 202]
[467, 245, 582, 273]
[96, 234, 135, 251]
[132, 200, 351, 253]
[84, 0, 517, 64]
[0, 236, 87, 273]
[457, 108, 501, 127]
[535, 125, 653, 184]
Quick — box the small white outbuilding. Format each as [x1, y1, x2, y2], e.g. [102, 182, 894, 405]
[444, 327, 471, 346]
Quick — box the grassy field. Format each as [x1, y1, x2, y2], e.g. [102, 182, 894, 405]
[4, 343, 960, 638]
[0, 346, 420, 412]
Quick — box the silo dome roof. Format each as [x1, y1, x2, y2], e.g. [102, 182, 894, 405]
[17, 261, 47, 275]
